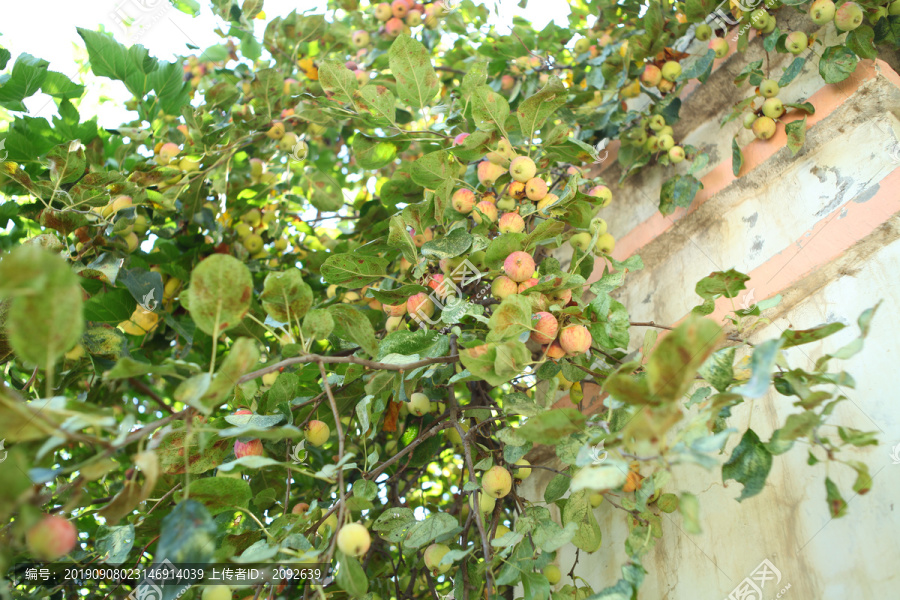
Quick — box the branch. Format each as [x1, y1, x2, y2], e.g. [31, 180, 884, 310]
[238, 354, 459, 384]
[317, 360, 346, 567]
[630, 321, 747, 344]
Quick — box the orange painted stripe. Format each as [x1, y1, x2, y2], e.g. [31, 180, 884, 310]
[608, 59, 900, 265]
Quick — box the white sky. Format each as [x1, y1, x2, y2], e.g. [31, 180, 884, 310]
[1, 0, 571, 128]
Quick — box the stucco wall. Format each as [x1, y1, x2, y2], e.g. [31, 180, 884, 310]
[519, 17, 900, 600]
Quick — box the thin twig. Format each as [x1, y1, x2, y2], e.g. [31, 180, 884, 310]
[238, 354, 459, 384]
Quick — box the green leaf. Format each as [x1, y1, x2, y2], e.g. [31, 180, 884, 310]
[185, 254, 253, 335]
[825, 477, 848, 518]
[352, 134, 397, 170]
[543, 472, 571, 503]
[472, 85, 510, 133]
[785, 118, 806, 157]
[260, 270, 312, 323]
[732, 338, 784, 398]
[732, 136, 743, 177]
[0, 54, 49, 110]
[699, 347, 735, 392]
[692, 269, 749, 315]
[420, 226, 473, 260]
[329, 304, 379, 357]
[336, 552, 369, 598]
[410, 150, 454, 188]
[321, 253, 389, 287]
[460, 61, 488, 99]
[186, 477, 252, 515]
[318, 59, 358, 104]
[778, 56, 806, 88]
[522, 572, 551, 600]
[83, 288, 138, 324]
[0, 246, 83, 368]
[487, 294, 533, 342]
[402, 512, 458, 549]
[657, 493, 678, 513]
[459, 340, 530, 386]
[155, 500, 217, 564]
[561, 490, 602, 553]
[388, 34, 439, 109]
[676, 49, 716, 83]
[356, 84, 396, 122]
[722, 429, 772, 501]
[95, 525, 135, 566]
[782, 322, 845, 348]
[373, 507, 416, 543]
[647, 315, 722, 402]
[819, 46, 858, 84]
[369, 284, 428, 305]
[304, 169, 345, 212]
[659, 175, 703, 215]
[387, 215, 417, 264]
[847, 25, 877, 59]
[516, 76, 568, 141]
[517, 409, 586, 445]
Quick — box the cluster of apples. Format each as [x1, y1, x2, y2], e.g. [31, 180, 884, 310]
[621, 112, 687, 164]
[80, 194, 146, 255]
[639, 59, 683, 95]
[742, 78, 788, 140]
[262, 121, 310, 164]
[232, 408, 331, 460]
[231, 206, 290, 260]
[353, 0, 445, 43]
[810, 0, 869, 32]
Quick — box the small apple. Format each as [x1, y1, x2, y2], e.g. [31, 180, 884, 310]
[486, 137, 516, 166]
[742, 112, 757, 129]
[759, 79, 779, 98]
[657, 134, 675, 151]
[525, 177, 548, 201]
[374, 2, 392, 20]
[513, 459, 531, 480]
[559, 324, 592, 355]
[266, 122, 285, 140]
[595, 232, 615, 254]
[668, 146, 685, 163]
[590, 217, 608, 236]
[570, 232, 592, 252]
[407, 392, 432, 416]
[695, 23, 712, 41]
[424, 543, 451, 574]
[546, 342, 566, 359]
[292, 503, 310, 515]
[509, 156, 536, 183]
[337, 523, 371, 557]
[452, 188, 477, 213]
[641, 64, 662, 87]
[472, 201, 498, 225]
[531, 312, 559, 344]
[590, 492, 604, 507]
[234, 439, 263, 458]
[709, 37, 729, 58]
[750, 9, 769, 30]
[834, 1, 863, 31]
[492, 276, 519, 300]
[752, 116, 777, 140]
[660, 61, 682, 82]
[243, 234, 264, 253]
[407, 293, 435, 318]
[352, 30, 370, 47]
[384, 17, 405, 37]
[762, 97, 784, 119]
[503, 251, 536, 283]
[574, 37, 591, 55]
[785, 31, 808, 54]
[406, 9, 423, 26]
[648, 114, 666, 131]
[156, 142, 180, 166]
[544, 564, 562, 585]
[498, 212, 525, 233]
[482, 466, 512, 498]
[587, 184, 612, 206]
[810, 0, 836, 23]
[477, 160, 506, 186]
[26, 515, 78, 561]
[889, 0, 900, 16]
[305, 420, 331, 447]
[501, 75, 515, 90]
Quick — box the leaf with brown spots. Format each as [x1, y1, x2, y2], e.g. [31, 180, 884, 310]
[388, 34, 439, 110]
